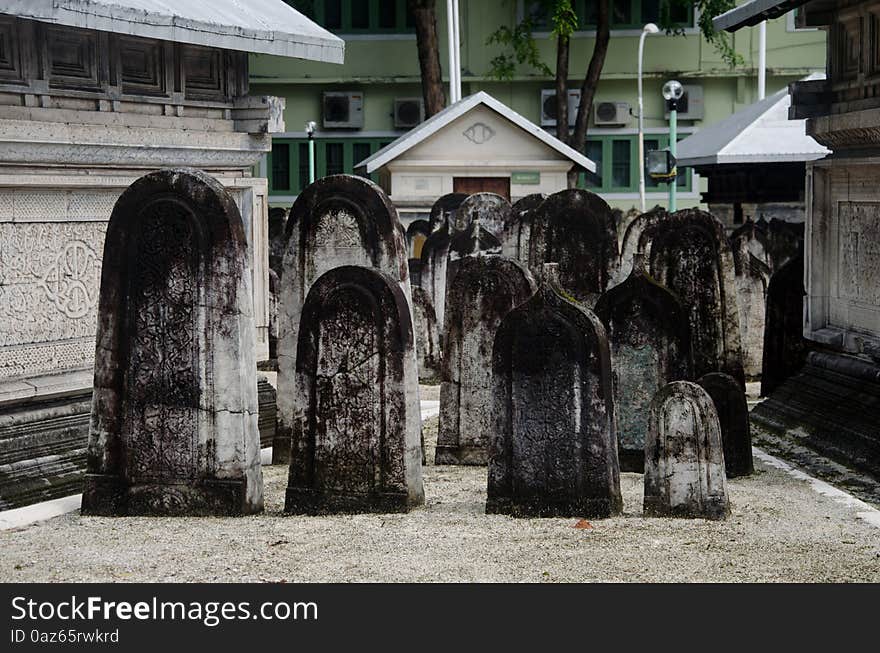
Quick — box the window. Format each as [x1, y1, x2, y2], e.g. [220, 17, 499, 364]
[525, 0, 694, 31]
[353, 142, 372, 177]
[644, 138, 660, 188]
[271, 143, 290, 191]
[585, 139, 603, 187]
[612, 140, 631, 189]
[326, 142, 345, 175]
[287, 0, 414, 33]
[298, 142, 311, 190]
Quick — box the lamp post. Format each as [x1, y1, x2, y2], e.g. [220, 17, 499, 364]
[305, 120, 317, 184]
[662, 80, 684, 212]
[637, 22, 659, 213]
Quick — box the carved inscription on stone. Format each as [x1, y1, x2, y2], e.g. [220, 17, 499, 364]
[838, 201, 880, 306]
[124, 201, 199, 484]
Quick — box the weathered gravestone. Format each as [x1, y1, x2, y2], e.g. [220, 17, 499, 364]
[268, 206, 288, 278]
[405, 219, 431, 259]
[507, 193, 545, 263]
[645, 209, 745, 385]
[284, 266, 424, 514]
[615, 205, 668, 286]
[486, 278, 622, 518]
[761, 253, 807, 396]
[731, 226, 771, 380]
[437, 256, 536, 464]
[528, 189, 619, 307]
[408, 257, 424, 288]
[412, 286, 442, 383]
[453, 192, 512, 238]
[429, 192, 468, 233]
[81, 168, 263, 516]
[644, 381, 730, 520]
[698, 372, 753, 478]
[275, 174, 412, 464]
[594, 255, 693, 472]
[419, 226, 452, 330]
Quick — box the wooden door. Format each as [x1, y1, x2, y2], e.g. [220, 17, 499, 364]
[453, 177, 511, 200]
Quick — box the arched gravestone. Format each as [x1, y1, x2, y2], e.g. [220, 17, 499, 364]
[731, 229, 771, 380]
[615, 205, 668, 286]
[508, 193, 546, 263]
[429, 192, 468, 233]
[408, 257, 424, 288]
[81, 168, 263, 516]
[406, 219, 431, 259]
[452, 192, 512, 239]
[528, 189, 619, 307]
[419, 225, 452, 328]
[486, 282, 622, 518]
[268, 206, 288, 278]
[437, 256, 536, 465]
[412, 286, 442, 383]
[594, 257, 693, 472]
[276, 174, 412, 465]
[646, 209, 745, 385]
[285, 266, 424, 514]
[761, 253, 807, 396]
[698, 372, 753, 478]
[644, 381, 730, 520]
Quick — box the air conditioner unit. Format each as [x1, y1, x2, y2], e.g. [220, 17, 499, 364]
[393, 97, 425, 129]
[322, 91, 364, 128]
[594, 101, 632, 126]
[540, 89, 581, 127]
[664, 84, 704, 120]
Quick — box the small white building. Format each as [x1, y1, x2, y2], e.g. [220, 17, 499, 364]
[356, 91, 595, 223]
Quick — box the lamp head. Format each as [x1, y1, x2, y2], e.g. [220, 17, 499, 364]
[305, 120, 317, 135]
[643, 23, 660, 34]
[662, 80, 684, 101]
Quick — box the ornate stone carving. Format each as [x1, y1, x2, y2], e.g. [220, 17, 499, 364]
[463, 122, 495, 145]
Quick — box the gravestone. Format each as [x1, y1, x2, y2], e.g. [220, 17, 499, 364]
[508, 193, 545, 262]
[486, 279, 622, 518]
[412, 286, 442, 383]
[761, 253, 807, 396]
[268, 206, 288, 278]
[644, 381, 730, 520]
[406, 219, 431, 259]
[437, 256, 536, 464]
[731, 230, 771, 380]
[615, 205, 668, 286]
[429, 192, 468, 233]
[276, 174, 412, 464]
[285, 266, 424, 514]
[528, 189, 619, 307]
[81, 168, 263, 516]
[452, 192, 512, 238]
[419, 226, 452, 329]
[646, 209, 745, 385]
[698, 372, 753, 478]
[408, 258, 424, 288]
[594, 256, 693, 471]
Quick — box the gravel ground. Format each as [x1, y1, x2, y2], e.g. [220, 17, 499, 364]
[2, 416, 879, 583]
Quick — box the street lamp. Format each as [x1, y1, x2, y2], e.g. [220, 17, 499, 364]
[662, 79, 684, 212]
[305, 120, 317, 184]
[637, 22, 659, 213]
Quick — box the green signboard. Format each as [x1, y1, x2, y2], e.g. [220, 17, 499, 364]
[511, 171, 541, 185]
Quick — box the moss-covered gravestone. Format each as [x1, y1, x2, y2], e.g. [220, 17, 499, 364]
[412, 286, 441, 383]
[285, 266, 424, 514]
[486, 281, 622, 518]
[82, 168, 263, 516]
[437, 256, 535, 465]
[698, 372, 753, 478]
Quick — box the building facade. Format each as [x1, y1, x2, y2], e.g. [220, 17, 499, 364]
[251, 0, 826, 212]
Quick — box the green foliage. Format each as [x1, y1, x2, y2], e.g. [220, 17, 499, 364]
[667, 0, 742, 68]
[487, 15, 551, 80]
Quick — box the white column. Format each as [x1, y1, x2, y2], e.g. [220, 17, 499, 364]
[446, 0, 457, 103]
[758, 20, 767, 100]
[452, 0, 462, 102]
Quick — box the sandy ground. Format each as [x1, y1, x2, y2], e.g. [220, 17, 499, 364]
[1, 416, 879, 583]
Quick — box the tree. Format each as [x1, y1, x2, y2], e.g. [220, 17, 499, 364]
[409, 0, 446, 117]
[487, 0, 739, 187]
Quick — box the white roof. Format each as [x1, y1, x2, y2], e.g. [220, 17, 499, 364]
[676, 75, 830, 167]
[1, 0, 344, 63]
[356, 91, 596, 174]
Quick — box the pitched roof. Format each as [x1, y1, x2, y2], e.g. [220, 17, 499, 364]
[355, 91, 596, 174]
[713, 0, 811, 32]
[0, 0, 344, 63]
[676, 75, 830, 167]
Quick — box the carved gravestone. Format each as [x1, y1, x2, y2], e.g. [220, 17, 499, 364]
[761, 253, 807, 396]
[698, 372, 753, 478]
[594, 257, 693, 472]
[437, 256, 536, 464]
[429, 192, 468, 233]
[507, 193, 545, 263]
[644, 381, 730, 520]
[405, 219, 431, 259]
[452, 192, 512, 238]
[615, 205, 668, 286]
[82, 168, 263, 516]
[412, 286, 441, 383]
[646, 209, 745, 385]
[731, 220, 772, 379]
[285, 266, 424, 514]
[419, 226, 452, 329]
[486, 282, 622, 518]
[528, 189, 619, 307]
[276, 174, 413, 464]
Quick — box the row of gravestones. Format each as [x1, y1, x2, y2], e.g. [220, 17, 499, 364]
[407, 190, 803, 393]
[79, 169, 754, 520]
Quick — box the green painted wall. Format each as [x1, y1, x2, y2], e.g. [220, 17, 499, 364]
[253, 1, 826, 210]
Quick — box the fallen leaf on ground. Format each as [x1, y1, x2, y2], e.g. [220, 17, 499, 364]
[574, 519, 594, 529]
